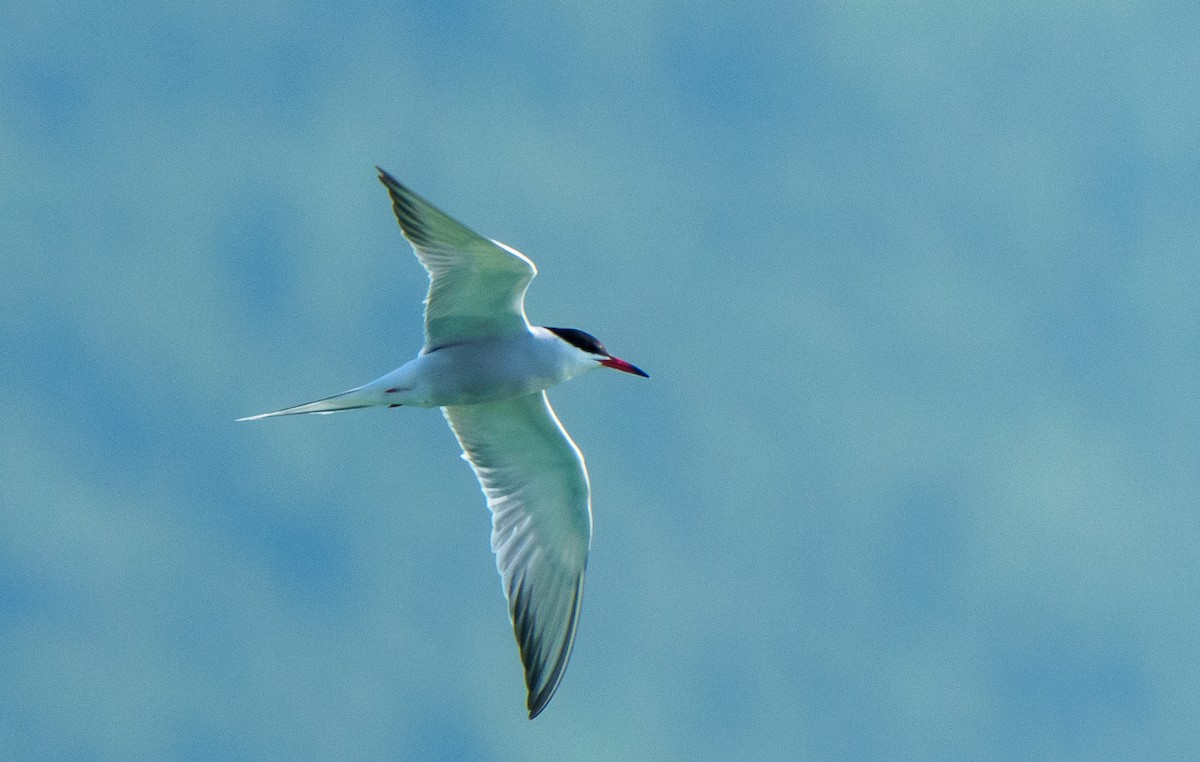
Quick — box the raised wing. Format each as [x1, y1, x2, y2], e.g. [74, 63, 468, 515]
[377, 167, 536, 350]
[441, 392, 592, 718]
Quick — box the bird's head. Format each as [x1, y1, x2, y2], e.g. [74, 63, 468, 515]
[544, 327, 649, 379]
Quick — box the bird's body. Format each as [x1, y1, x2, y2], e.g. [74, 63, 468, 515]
[239, 168, 647, 718]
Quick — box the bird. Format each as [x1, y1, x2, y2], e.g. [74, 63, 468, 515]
[238, 167, 648, 718]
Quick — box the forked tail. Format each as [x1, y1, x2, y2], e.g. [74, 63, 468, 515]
[236, 387, 377, 421]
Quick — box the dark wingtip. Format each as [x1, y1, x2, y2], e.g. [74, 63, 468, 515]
[527, 699, 546, 720]
[525, 667, 557, 719]
[375, 167, 437, 246]
[376, 165, 400, 189]
[511, 572, 584, 720]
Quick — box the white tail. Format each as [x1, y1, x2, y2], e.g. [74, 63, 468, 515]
[236, 387, 378, 421]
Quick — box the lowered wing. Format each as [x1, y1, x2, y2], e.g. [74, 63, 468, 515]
[441, 391, 592, 718]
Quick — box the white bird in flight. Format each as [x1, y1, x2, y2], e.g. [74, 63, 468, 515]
[239, 167, 648, 718]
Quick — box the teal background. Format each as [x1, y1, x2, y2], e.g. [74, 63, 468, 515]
[3, 2, 1198, 759]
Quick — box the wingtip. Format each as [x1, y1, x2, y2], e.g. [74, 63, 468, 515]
[526, 675, 561, 719]
[510, 571, 585, 721]
[524, 666, 562, 719]
[376, 165, 401, 188]
[523, 667, 563, 720]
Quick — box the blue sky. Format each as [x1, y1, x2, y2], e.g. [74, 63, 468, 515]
[3, 1, 1199, 759]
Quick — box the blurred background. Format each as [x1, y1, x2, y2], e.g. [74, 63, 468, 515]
[3, 1, 1198, 758]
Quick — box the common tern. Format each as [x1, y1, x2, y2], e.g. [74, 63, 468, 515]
[239, 167, 648, 718]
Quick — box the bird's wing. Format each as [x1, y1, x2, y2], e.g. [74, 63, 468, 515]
[442, 391, 592, 719]
[377, 167, 537, 350]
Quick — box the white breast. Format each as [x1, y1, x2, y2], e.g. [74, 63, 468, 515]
[373, 329, 596, 408]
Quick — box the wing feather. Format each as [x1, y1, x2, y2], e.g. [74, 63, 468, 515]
[376, 168, 536, 349]
[441, 392, 592, 718]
